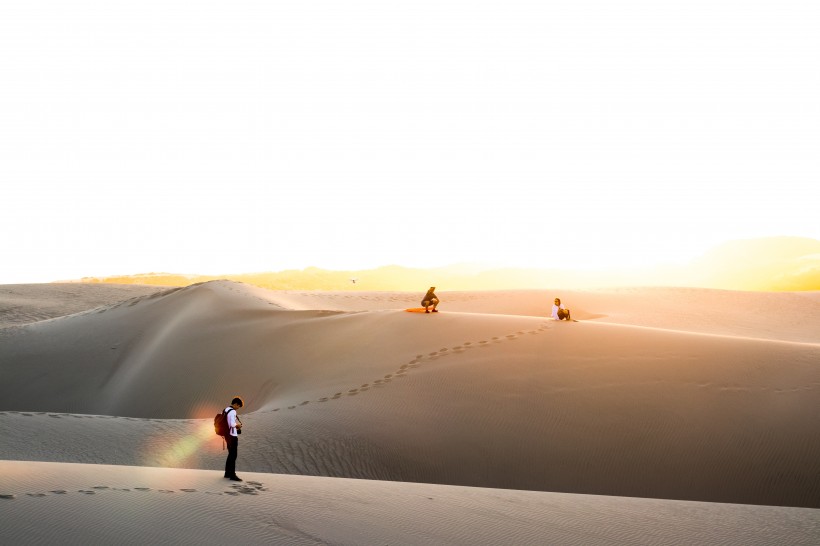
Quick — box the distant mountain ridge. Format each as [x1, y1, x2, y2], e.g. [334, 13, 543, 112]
[65, 237, 820, 291]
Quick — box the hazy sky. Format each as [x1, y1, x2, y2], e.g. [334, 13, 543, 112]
[2, 1, 818, 283]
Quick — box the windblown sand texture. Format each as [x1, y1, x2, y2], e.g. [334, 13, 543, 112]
[1, 281, 819, 543]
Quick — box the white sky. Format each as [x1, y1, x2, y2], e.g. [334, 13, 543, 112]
[2, 0, 818, 283]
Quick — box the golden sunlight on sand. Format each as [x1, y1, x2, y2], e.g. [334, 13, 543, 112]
[1, 279, 818, 543]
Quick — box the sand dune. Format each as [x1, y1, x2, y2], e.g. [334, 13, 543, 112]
[1, 461, 818, 546]
[260, 286, 820, 343]
[0, 283, 167, 328]
[1, 280, 819, 542]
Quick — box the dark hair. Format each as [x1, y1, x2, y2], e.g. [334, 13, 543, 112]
[231, 396, 244, 407]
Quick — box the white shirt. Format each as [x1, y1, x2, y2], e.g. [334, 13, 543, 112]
[551, 304, 565, 320]
[225, 407, 239, 437]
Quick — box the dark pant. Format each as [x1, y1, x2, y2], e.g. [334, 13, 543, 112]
[225, 435, 238, 477]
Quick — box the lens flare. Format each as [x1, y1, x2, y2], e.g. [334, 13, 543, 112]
[141, 419, 223, 469]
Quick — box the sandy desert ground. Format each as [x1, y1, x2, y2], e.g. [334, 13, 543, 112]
[1, 281, 819, 544]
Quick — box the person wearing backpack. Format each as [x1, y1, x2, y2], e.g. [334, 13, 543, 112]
[222, 396, 244, 481]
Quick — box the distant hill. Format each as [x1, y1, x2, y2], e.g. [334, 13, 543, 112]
[688, 236, 820, 291]
[67, 237, 820, 291]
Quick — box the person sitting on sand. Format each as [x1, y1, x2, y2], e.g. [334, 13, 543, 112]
[551, 298, 571, 321]
[224, 396, 244, 482]
[422, 287, 439, 313]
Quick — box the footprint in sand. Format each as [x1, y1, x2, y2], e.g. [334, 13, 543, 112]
[299, 401, 310, 406]
[230, 485, 260, 495]
[318, 397, 328, 402]
[92, 486, 109, 490]
[384, 374, 392, 379]
[439, 348, 448, 352]
[287, 406, 296, 410]
[399, 364, 409, 370]
[78, 490, 96, 495]
[360, 384, 369, 388]
[26, 493, 47, 497]
[1, 494, 16, 500]
[180, 489, 197, 493]
[348, 388, 359, 393]
[50, 490, 67, 494]
[135, 488, 150, 491]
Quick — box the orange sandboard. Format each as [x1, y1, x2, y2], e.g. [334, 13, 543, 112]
[405, 307, 433, 313]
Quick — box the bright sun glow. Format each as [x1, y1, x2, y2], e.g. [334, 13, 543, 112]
[1, 1, 818, 283]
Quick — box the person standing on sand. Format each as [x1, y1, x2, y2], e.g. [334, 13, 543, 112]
[551, 298, 571, 321]
[422, 287, 439, 313]
[224, 396, 244, 482]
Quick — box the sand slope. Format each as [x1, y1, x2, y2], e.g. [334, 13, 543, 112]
[1, 461, 818, 546]
[0, 283, 168, 328]
[1, 280, 818, 512]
